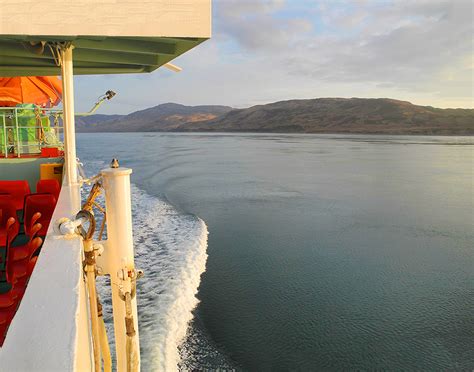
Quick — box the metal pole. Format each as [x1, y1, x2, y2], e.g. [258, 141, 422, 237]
[60, 45, 78, 185]
[14, 108, 21, 158]
[83, 239, 102, 372]
[2, 112, 6, 158]
[101, 164, 140, 372]
[98, 309, 112, 372]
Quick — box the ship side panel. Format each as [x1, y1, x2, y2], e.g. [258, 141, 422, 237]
[0, 182, 92, 371]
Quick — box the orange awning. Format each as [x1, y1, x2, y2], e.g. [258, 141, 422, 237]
[0, 76, 62, 107]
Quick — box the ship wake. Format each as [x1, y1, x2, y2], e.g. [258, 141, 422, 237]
[130, 185, 208, 371]
[93, 182, 208, 371]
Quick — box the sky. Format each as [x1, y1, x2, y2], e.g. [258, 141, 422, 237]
[74, 0, 474, 114]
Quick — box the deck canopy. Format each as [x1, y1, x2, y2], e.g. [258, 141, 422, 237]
[0, 0, 211, 76]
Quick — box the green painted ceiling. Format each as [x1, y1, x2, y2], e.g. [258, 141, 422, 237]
[0, 35, 207, 76]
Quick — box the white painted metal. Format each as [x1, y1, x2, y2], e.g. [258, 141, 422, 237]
[0, 182, 93, 371]
[0, 0, 211, 38]
[59, 216, 88, 235]
[60, 45, 78, 186]
[101, 166, 140, 371]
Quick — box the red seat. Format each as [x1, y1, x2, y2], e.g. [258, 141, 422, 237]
[9, 223, 42, 262]
[1, 215, 39, 305]
[0, 284, 25, 346]
[0, 228, 40, 308]
[6, 238, 41, 284]
[0, 199, 19, 277]
[0, 196, 19, 247]
[2, 212, 36, 296]
[23, 194, 56, 237]
[0, 323, 8, 346]
[0, 217, 41, 347]
[36, 179, 61, 201]
[0, 306, 14, 325]
[0, 181, 31, 211]
[0, 290, 16, 308]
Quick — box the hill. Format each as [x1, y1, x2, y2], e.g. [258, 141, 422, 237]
[178, 98, 474, 135]
[76, 99, 474, 135]
[76, 103, 232, 132]
[75, 114, 124, 131]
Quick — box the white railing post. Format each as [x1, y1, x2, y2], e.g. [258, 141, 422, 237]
[60, 45, 78, 185]
[101, 162, 140, 371]
[1, 112, 6, 158]
[14, 107, 20, 157]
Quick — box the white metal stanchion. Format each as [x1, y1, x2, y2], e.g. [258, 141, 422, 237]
[60, 45, 78, 185]
[101, 163, 140, 371]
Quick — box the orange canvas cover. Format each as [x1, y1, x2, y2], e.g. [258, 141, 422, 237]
[0, 76, 62, 107]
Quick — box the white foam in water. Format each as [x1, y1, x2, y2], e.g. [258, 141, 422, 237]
[129, 185, 208, 371]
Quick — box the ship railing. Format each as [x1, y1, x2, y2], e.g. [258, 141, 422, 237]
[0, 106, 64, 158]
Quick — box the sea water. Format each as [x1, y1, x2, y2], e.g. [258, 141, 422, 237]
[77, 133, 473, 370]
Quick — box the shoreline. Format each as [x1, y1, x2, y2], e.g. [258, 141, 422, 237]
[76, 131, 474, 137]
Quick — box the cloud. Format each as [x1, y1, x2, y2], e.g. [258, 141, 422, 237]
[310, 1, 473, 97]
[75, 0, 473, 114]
[216, 0, 473, 105]
[214, 0, 313, 51]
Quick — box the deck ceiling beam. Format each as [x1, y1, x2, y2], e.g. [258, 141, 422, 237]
[0, 55, 161, 70]
[0, 56, 56, 67]
[0, 67, 146, 75]
[73, 49, 161, 66]
[0, 41, 56, 60]
[73, 38, 177, 55]
[0, 42, 170, 66]
[0, 36, 206, 76]
[1, 36, 178, 55]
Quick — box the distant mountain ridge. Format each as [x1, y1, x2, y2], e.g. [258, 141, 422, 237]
[76, 99, 474, 135]
[76, 103, 232, 132]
